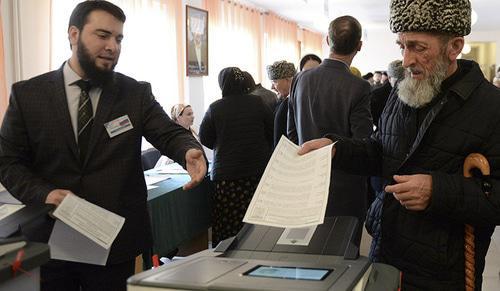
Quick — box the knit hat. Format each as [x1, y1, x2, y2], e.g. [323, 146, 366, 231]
[266, 61, 296, 80]
[390, 0, 471, 36]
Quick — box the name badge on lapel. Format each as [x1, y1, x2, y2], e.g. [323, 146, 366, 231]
[104, 115, 134, 138]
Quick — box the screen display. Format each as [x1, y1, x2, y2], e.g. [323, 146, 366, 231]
[243, 265, 332, 281]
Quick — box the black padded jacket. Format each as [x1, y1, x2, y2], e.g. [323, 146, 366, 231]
[330, 60, 500, 290]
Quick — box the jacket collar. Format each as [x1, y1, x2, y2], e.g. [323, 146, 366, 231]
[448, 59, 485, 101]
[320, 58, 350, 72]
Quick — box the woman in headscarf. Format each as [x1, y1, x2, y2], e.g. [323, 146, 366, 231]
[155, 103, 199, 168]
[171, 104, 199, 140]
[200, 67, 274, 246]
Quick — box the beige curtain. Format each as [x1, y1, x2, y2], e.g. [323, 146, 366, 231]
[167, 0, 185, 103]
[0, 0, 8, 123]
[301, 28, 324, 59]
[261, 12, 299, 88]
[204, 0, 262, 104]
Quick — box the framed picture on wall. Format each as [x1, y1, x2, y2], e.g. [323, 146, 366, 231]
[186, 5, 209, 76]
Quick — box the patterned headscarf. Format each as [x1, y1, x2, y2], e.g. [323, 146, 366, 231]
[218, 67, 246, 97]
[171, 104, 191, 122]
[390, 0, 471, 36]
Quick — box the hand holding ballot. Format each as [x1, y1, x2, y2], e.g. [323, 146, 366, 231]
[297, 137, 336, 156]
[45, 189, 74, 206]
[48, 194, 125, 265]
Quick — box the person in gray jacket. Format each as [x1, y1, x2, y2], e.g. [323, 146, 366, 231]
[288, 15, 373, 247]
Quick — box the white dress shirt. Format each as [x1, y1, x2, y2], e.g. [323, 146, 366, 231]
[63, 61, 102, 142]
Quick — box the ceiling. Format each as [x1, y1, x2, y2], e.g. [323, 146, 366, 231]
[245, 0, 500, 34]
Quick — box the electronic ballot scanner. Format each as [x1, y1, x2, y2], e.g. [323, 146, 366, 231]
[127, 216, 400, 291]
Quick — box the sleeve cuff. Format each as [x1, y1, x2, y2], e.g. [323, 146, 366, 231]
[427, 172, 463, 215]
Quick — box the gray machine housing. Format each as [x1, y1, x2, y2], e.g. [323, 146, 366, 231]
[127, 217, 399, 291]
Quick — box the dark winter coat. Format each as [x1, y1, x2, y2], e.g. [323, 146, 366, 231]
[330, 60, 500, 290]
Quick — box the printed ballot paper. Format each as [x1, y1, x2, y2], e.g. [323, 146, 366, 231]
[243, 136, 334, 228]
[49, 194, 125, 265]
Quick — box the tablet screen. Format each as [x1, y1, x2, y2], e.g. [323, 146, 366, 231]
[243, 265, 332, 281]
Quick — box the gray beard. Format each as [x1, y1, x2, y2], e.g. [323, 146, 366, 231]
[397, 58, 449, 108]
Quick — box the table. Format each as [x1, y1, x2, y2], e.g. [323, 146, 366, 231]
[144, 173, 213, 268]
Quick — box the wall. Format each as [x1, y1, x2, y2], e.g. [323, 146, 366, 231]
[352, 27, 401, 75]
[1, 0, 51, 93]
[350, 26, 500, 76]
[184, 0, 206, 132]
[467, 29, 500, 72]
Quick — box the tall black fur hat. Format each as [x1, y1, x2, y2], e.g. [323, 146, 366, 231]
[390, 0, 471, 36]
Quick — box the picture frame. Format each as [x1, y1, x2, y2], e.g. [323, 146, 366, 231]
[186, 5, 209, 76]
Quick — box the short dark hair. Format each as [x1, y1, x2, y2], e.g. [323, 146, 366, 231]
[299, 54, 322, 71]
[328, 15, 362, 55]
[362, 72, 373, 80]
[69, 1, 126, 32]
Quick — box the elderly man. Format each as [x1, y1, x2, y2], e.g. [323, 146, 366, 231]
[266, 60, 296, 147]
[288, 15, 372, 247]
[299, 0, 500, 289]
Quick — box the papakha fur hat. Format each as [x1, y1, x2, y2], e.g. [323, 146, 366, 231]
[266, 61, 296, 80]
[390, 0, 471, 36]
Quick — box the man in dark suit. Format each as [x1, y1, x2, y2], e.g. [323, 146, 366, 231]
[288, 15, 372, 247]
[0, 2, 206, 291]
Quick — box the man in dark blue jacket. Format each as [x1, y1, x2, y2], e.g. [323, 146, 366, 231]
[298, 0, 500, 289]
[288, 15, 372, 247]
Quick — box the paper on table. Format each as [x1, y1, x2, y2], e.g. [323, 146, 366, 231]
[51, 194, 125, 249]
[0, 204, 25, 221]
[243, 136, 334, 228]
[144, 174, 171, 185]
[157, 163, 188, 174]
[147, 185, 159, 190]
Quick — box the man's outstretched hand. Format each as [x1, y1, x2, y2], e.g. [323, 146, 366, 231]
[183, 149, 207, 190]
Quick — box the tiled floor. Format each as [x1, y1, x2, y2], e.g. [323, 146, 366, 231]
[360, 226, 500, 290]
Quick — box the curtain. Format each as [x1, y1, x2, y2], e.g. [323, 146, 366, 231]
[262, 12, 299, 88]
[301, 28, 324, 59]
[166, 0, 184, 104]
[0, 0, 7, 123]
[204, 0, 262, 107]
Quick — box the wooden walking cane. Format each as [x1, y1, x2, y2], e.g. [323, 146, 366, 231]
[463, 153, 490, 291]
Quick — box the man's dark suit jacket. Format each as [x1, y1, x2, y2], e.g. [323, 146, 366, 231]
[288, 59, 373, 227]
[0, 67, 201, 264]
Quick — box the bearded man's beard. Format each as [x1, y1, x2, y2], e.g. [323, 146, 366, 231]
[398, 56, 449, 108]
[77, 37, 115, 86]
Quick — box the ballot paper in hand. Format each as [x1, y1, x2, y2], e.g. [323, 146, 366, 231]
[48, 194, 125, 265]
[243, 136, 334, 228]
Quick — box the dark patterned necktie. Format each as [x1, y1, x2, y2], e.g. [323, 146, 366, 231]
[75, 80, 93, 162]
